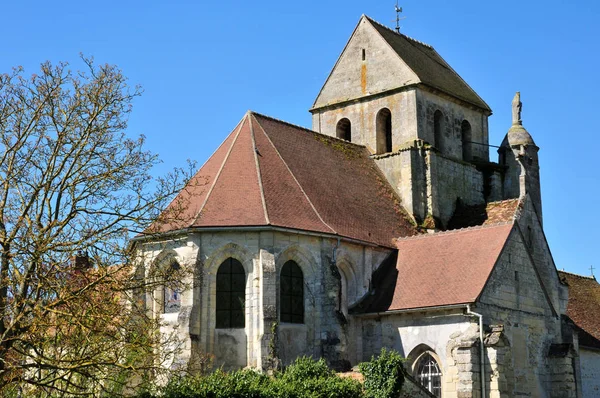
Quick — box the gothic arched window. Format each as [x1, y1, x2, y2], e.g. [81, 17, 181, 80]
[336, 118, 352, 142]
[433, 110, 444, 153]
[163, 260, 182, 314]
[280, 260, 304, 324]
[376, 108, 392, 154]
[216, 258, 246, 329]
[414, 353, 442, 397]
[461, 120, 472, 161]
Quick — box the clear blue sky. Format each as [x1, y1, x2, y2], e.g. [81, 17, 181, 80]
[2, 1, 598, 276]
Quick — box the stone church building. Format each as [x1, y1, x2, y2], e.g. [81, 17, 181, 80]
[134, 15, 595, 397]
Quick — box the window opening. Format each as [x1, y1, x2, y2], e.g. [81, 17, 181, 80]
[280, 260, 304, 324]
[336, 118, 352, 142]
[362, 48, 366, 61]
[163, 260, 182, 314]
[433, 110, 444, 152]
[216, 258, 246, 328]
[461, 120, 472, 161]
[376, 108, 392, 154]
[415, 353, 442, 397]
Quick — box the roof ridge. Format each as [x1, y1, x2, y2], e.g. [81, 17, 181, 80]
[395, 221, 513, 242]
[558, 270, 597, 280]
[249, 111, 367, 148]
[363, 15, 433, 49]
[250, 114, 337, 235]
[192, 116, 246, 224]
[248, 115, 270, 225]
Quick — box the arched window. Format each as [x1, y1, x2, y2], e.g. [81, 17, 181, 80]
[461, 120, 472, 161]
[433, 110, 444, 152]
[216, 258, 246, 329]
[376, 108, 392, 154]
[280, 260, 304, 324]
[414, 353, 442, 397]
[336, 118, 352, 142]
[163, 260, 182, 314]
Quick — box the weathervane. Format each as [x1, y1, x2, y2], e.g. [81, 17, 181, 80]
[394, 1, 405, 33]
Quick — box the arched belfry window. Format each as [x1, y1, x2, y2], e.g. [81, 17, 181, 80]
[461, 120, 472, 161]
[336, 118, 352, 142]
[216, 258, 246, 329]
[376, 108, 392, 154]
[433, 110, 444, 153]
[414, 353, 442, 397]
[280, 260, 304, 324]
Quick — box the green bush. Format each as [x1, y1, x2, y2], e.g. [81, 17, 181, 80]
[138, 356, 363, 398]
[358, 348, 405, 398]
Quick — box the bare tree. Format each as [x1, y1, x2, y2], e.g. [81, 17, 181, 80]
[0, 57, 192, 396]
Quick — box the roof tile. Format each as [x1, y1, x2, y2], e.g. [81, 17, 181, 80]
[352, 223, 513, 313]
[558, 271, 600, 348]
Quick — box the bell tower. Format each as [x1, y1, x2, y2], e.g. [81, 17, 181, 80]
[310, 15, 494, 227]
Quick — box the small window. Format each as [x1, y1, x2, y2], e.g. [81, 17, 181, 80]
[280, 261, 304, 324]
[362, 48, 366, 61]
[163, 260, 182, 314]
[336, 118, 352, 142]
[461, 120, 472, 161]
[415, 353, 442, 397]
[376, 108, 392, 154]
[216, 258, 246, 329]
[433, 110, 444, 152]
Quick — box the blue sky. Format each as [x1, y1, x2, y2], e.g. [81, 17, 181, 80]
[2, 1, 598, 276]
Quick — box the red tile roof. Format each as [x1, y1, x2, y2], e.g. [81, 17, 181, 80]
[447, 198, 521, 230]
[558, 271, 600, 348]
[149, 112, 418, 247]
[351, 223, 514, 313]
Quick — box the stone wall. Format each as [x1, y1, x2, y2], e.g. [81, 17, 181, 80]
[140, 229, 392, 371]
[416, 88, 489, 162]
[313, 89, 418, 154]
[477, 226, 568, 396]
[580, 348, 600, 397]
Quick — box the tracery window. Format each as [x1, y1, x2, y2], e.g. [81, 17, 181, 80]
[415, 353, 442, 397]
[280, 260, 304, 324]
[216, 258, 246, 329]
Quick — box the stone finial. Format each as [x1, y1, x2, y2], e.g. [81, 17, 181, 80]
[511, 91, 522, 126]
[507, 92, 535, 147]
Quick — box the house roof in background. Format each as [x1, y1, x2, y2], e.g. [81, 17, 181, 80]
[558, 271, 600, 349]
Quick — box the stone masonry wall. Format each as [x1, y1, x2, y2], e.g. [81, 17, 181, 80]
[478, 227, 568, 397]
[142, 229, 392, 372]
[416, 88, 489, 162]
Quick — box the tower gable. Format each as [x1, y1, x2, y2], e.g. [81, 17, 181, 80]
[311, 15, 419, 110]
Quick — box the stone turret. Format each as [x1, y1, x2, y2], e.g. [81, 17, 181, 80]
[499, 92, 542, 223]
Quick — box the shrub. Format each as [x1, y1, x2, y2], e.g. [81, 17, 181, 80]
[137, 356, 363, 398]
[358, 348, 405, 398]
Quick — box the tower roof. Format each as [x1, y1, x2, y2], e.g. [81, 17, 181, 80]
[312, 15, 491, 112]
[147, 112, 418, 247]
[365, 16, 490, 111]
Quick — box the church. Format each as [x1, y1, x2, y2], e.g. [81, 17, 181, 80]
[133, 15, 597, 397]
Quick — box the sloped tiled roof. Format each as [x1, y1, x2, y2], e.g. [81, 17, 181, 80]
[351, 223, 514, 313]
[558, 271, 600, 349]
[149, 112, 418, 247]
[365, 16, 490, 112]
[447, 198, 521, 230]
